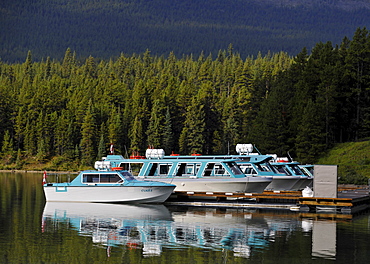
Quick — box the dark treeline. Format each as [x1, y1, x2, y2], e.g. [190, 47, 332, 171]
[0, 28, 369, 170]
[1, 0, 369, 62]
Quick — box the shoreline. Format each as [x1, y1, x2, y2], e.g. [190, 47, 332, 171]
[0, 170, 79, 174]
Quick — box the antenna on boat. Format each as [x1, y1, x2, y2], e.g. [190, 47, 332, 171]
[124, 145, 128, 159]
[227, 141, 230, 155]
[253, 144, 262, 155]
[287, 151, 293, 162]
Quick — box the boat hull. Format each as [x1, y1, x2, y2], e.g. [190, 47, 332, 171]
[292, 178, 313, 190]
[265, 176, 301, 191]
[43, 185, 175, 203]
[138, 177, 272, 193]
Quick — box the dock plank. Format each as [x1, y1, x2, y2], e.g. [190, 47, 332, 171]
[170, 187, 370, 213]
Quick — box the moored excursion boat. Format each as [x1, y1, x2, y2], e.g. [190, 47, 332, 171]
[229, 144, 303, 191]
[269, 157, 313, 190]
[298, 164, 314, 188]
[43, 170, 176, 203]
[94, 149, 273, 194]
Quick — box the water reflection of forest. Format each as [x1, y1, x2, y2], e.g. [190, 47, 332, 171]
[42, 203, 338, 259]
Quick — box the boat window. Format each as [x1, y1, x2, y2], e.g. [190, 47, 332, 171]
[174, 163, 200, 176]
[119, 162, 143, 176]
[256, 164, 265, 172]
[226, 162, 244, 175]
[260, 163, 275, 172]
[82, 173, 124, 183]
[203, 163, 215, 176]
[214, 164, 225, 175]
[185, 163, 200, 175]
[196, 164, 201, 174]
[83, 174, 100, 183]
[301, 169, 310, 177]
[290, 165, 303, 175]
[159, 164, 172, 175]
[267, 164, 278, 173]
[300, 167, 313, 177]
[274, 165, 291, 175]
[176, 163, 187, 176]
[241, 165, 257, 175]
[100, 173, 122, 183]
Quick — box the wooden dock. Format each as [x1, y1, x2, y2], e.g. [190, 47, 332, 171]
[166, 187, 370, 214]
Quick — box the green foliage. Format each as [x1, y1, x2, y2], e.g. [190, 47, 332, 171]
[179, 96, 206, 154]
[317, 141, 370, 184]
[0, 28, 369, 183]
[80, 101, 97, 166]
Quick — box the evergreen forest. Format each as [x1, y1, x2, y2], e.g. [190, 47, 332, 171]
[0, 28, 370, 183]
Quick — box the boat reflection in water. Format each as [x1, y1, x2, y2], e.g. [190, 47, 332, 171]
[42, 203, 337, 259]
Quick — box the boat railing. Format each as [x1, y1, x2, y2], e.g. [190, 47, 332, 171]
[45, 172, 75, 184]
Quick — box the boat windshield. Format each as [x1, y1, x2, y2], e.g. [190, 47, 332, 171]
[225, 162, 244, 175]
[300, 166, 313, 177]
[240, 165, 257, 175]
[274, 165, 292, 175]
[290, 165, 303, 175]
[259, 163, 277, 173]
[119, 171, 136, 181]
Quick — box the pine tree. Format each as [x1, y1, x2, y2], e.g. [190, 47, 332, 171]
[295, 99, 326, 163]
[179, 97, 206, 154]
[1, 130, 14, 157]
[97, 127, 107, 160]
[345, 27, 370, 140]
[146, 99, 166, 148]
[130, 115, 144, 154]
[62, 48, 75, 78]
[196, 82, 219, 154]
[23, 50, 34, 83]
[80, 101, 96, 166]
[162, 107, 174, 154]
[108, 107, 123, 153]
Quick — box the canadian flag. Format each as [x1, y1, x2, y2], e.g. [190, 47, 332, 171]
[42, 171, 47, 185]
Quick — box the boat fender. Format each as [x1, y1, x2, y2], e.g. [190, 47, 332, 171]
[302, 186, 313, 197]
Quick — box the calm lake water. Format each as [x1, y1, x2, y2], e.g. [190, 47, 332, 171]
[1, 171, 370, 263]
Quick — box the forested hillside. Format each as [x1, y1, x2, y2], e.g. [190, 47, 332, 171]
[318, 141, 370, 185]
[1, 0, 369, 62]
[0, 28, 369, 184]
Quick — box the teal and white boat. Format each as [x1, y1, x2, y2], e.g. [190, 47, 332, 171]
[95, 149, 273, 194]
[43, 170, 176, 203]
[230, 144, 303, 191]
[298, 164, 314, 188]
[269, 159, 313, 190]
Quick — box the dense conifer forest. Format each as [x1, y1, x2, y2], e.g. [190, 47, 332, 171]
[0, 28, 369, 182]
[1, 0, 370, 62]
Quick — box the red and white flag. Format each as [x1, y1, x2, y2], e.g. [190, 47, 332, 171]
[110, 144, 114, 154]
[42, 171, 47, 185]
